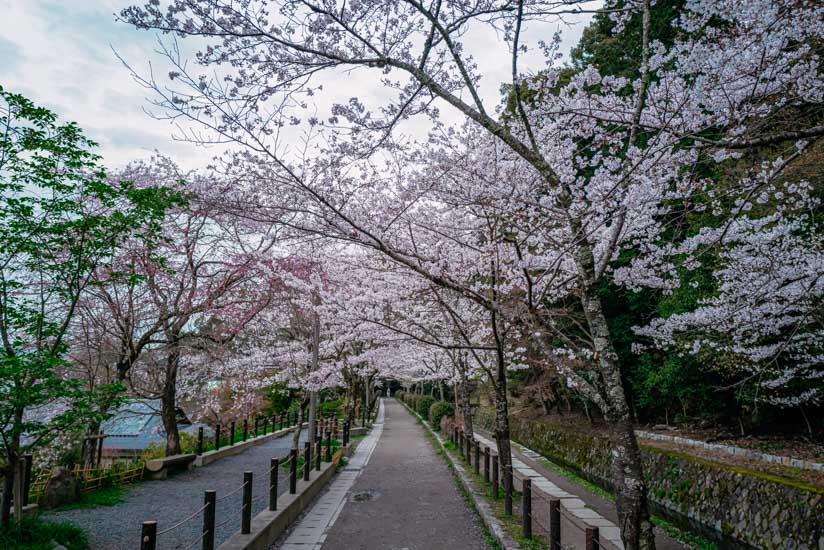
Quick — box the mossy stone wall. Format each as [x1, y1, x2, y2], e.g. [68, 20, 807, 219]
[475, 412, 824, 549]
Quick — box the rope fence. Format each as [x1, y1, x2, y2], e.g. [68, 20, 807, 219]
[139, 422, 350, 550]
[445, 426, 607, 550]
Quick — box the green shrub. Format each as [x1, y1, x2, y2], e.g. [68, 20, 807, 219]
[141, 431, 199, 460]
[395, 391, 405, 402]
[0, 516, 88, 550]
[417, 396, 435, 418]
[428, 401, 455, 431]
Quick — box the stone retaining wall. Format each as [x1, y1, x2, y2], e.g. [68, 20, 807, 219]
[475, 413, 824, 550]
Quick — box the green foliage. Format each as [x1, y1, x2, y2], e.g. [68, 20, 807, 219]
[0, 516, 88, 550]
[417, 396, 435, 418]
[0, 86, 182, 520]
[319, 399, 343, 418]
[141, 431, 199, 460]
[54, 486, 126, 512]
[428, 401, 455, 431]
[264, 382, 297, 414]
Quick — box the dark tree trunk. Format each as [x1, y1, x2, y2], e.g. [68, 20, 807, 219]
[0, 462, 13, 527]
[573, 234, 655, 550]
[611, 417, 655, 550]
[492, 347, 512, 483]
[161, 349, 182, 457]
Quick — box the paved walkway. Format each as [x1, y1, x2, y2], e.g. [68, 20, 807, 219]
[278, 399, 491, 550]
[46, 430, 309, 550]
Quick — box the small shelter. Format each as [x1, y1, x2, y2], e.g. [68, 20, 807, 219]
[101, 399, 208, 462]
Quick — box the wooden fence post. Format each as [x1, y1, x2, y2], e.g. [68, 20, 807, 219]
[270, 458, 278, 511]
[491, 455, 499, 499]
[289, 450, 297, 494]
[484, 447, 490, 483]
[197, 428, 204, 456]
[585, 526, 599, 550]
[549, 499, 560, 550]
[522, 478, 532, 539]
[474, 441, 480, 475]
[303, 442, 311, 481]
[140, 521, 157, 550]
[241, 472, 252, 534]
[215, 424, 221, 451]
[230, 421, 236, 446]
[203, 490, 216, 550]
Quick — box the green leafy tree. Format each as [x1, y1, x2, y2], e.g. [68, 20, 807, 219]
[0, 87, 175, 525]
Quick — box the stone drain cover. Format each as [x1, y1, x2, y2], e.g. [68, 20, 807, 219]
[351, 489, 381, 502]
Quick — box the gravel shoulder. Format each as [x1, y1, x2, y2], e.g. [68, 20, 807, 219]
[45, 430, 309, 550]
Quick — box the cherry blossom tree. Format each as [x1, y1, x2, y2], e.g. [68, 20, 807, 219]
[120, 0, 824, 546]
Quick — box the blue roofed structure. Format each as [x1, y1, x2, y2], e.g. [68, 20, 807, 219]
[101, 399, 208, 458]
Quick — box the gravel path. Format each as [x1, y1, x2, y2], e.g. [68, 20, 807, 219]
[320, 399, 491, 550]
[46, 430, 309, 550]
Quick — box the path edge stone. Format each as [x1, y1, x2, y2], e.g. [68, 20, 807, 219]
[397, 399, 520, 550]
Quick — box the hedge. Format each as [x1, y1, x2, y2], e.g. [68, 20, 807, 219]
[428, 401, 454, 431]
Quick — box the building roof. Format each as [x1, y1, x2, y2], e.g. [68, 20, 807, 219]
[102, 399, 205, 450]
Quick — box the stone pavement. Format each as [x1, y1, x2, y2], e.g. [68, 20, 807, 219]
[277, 399, 491, 550]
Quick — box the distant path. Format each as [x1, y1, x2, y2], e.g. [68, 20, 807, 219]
[46, 430, 308, 550]
[278, 399, 490, 550]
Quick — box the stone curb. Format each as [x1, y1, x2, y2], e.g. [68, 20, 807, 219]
[397, 399, 520, 550]
[218, 443, 355, 550]
[635, 430, 824, 473]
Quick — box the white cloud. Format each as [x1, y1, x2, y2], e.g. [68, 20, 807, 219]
[2, 1, 596, 170]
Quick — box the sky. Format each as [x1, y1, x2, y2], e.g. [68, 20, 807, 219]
[0, 0, 595, 170]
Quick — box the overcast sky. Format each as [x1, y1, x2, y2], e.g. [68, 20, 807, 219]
[1, 0, 595, 170]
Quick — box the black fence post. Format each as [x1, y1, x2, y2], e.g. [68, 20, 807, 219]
[241, 471, 252, 534]
[215, 424, 221, 451]
[264, 417, 269, 435]
[279, 414, 284, 431]
[523, 478, 532, 539]
[549, 498, 561, 550]
[458, 430, 464, 456]
[269, 458, 278, 511]
[504, 464, 513, 516]
[22, 454, 33, 506]
[230, 421, 236, 446]
[303, 442, 311, 481]
[197, 427, 204, 456]
[491, 455, 499, 499]
[586, 526, 599, 550]
[254, 417, 259, 437]
[289, 450, 297, 494]
[315, 437, 321, 471]
[326, 431, 332, 462]
[203, 490, 216, 550]
[243, 419, 248, 442]
[474, 441, 480, 475]
[484, 447, 490, 483]
[140, 521, 157, 550]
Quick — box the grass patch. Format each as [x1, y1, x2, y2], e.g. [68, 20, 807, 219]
[54, 485, 127, 512]
[0, 516, 88, 550]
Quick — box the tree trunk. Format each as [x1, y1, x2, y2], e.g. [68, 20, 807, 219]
[611, 417, 655, 550]
[292, 400, 305, 450]
[573, 236, 655, 550]
[491, 344, 512, 485]
[0, 461, 14, 527]
[161, 349, 182, 456]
